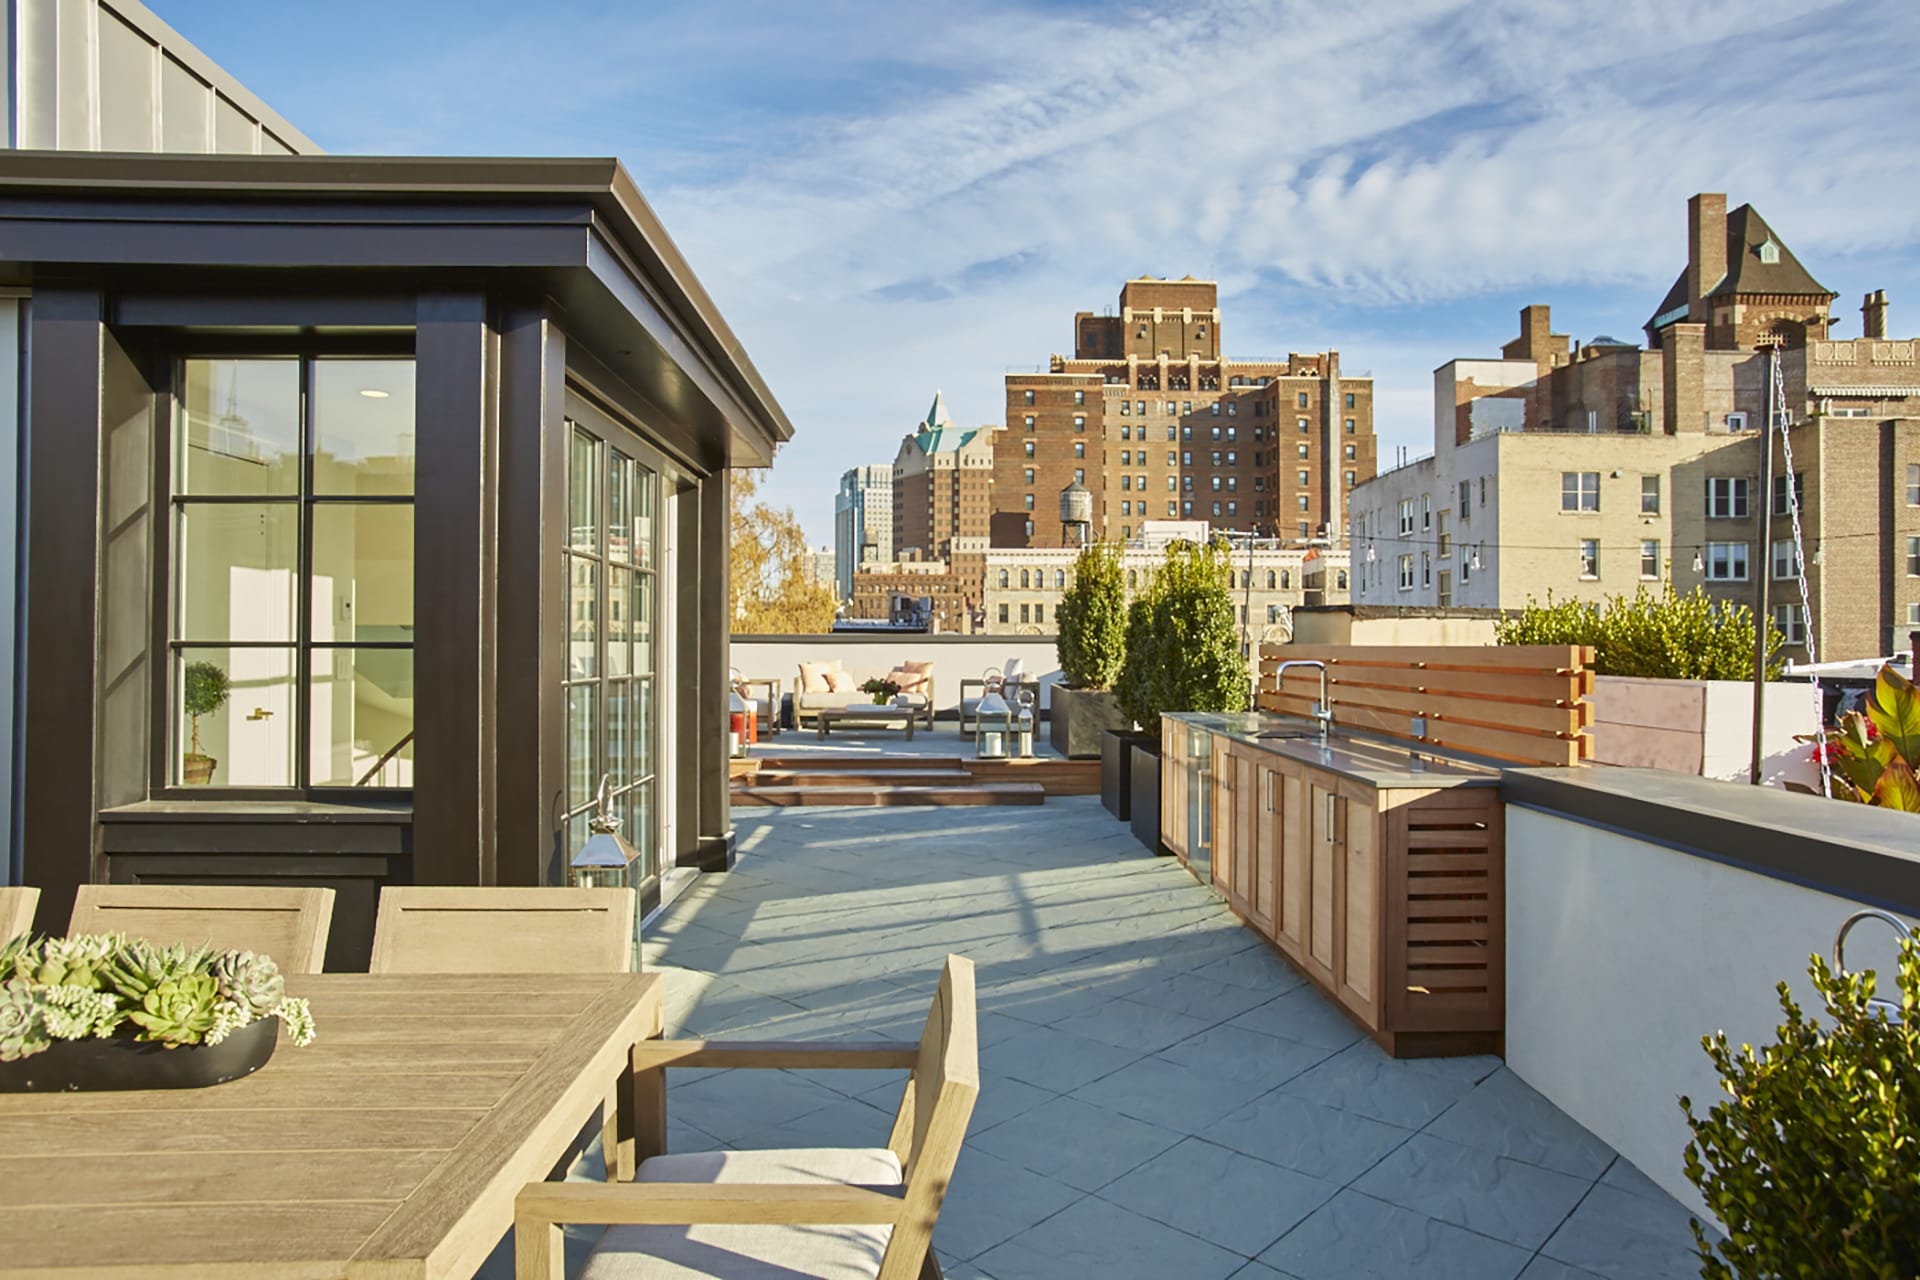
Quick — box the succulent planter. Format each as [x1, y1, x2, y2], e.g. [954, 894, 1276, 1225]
[1101, 729, 1154, 821]
[0, 1015, 278, 1092]
[1050, 685, 1130, 760]
[1129, 743, 1166, 855]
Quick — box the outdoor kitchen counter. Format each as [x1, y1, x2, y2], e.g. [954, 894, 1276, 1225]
[1174, 711, 1501, 789]
[1164, 711, 1506, 1057]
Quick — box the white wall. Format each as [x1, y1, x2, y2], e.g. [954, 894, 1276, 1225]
[731, 635, 1065, 712]
[1589, 676, 1820, 788]
[1505, 804, 1914, 1222]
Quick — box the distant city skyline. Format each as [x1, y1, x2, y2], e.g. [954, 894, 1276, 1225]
[158, 0, 1920, 544]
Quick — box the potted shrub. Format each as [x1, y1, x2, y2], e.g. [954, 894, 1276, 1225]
[1052, 541, 1131, 763]
[1680, 934, 1920, 1276]
[1117, 540, 1247, 853]
[0, 933, 316, 1091]
[181, 660, 230, 785]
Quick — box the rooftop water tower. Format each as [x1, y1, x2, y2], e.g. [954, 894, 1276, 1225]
[1059, 480, 1092, 547]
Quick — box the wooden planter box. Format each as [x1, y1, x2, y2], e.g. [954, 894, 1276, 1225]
[1049, 685, 1129, 759]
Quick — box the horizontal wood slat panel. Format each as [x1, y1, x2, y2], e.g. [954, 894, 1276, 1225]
[1407, 967, 1491, 990]
[1403, 943, 1493, 966]
[1269, 674, 1585, 734]
[1404, 900, 1493, 920]
[1407, 920, 1491, 942]
[1260, 691, 1583, 767]
[1402, 850, 1493, 869]
[1406, 875, 1493, 897]
[1262, 662, 1586, 705]
[1259, 643, 1591, 671]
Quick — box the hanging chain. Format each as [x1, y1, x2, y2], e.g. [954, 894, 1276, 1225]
[1773, 346, 1830, 797]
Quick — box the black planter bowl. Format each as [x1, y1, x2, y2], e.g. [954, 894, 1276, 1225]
[0, 1014, 278, 1092]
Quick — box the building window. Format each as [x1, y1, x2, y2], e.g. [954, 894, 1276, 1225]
[1211, 427, 1221, 441]
[1297, 417, 1309, 433]
[1297, 392, 1309, 408]
[1298, 469, 1310, 486]
[1909, 536, 1920, 576]
[1421, 495, 1431, 530]
[1266, 570, 1276, 589]
[1211, 451, 1222, 466]
[1909, 602, 1920, 627]
[1075, 468, 1085, 485]
[1268, 604, 1281, 623]
[1346, 471, 1356, 488]
[1074, 441, 1085, 458]
[1227, 426, 1237, 440]
[1724, 411, 1748, 432]
[1908, 464, 1920, 506]
[998, 569, 1009, 588]
[1772, 472, 1805, 516]
[1459, 479, 1471, 518]
[1479, 476, 1487, 506]
[1707, 477, 1750, 519]
[1119, 400, 1130, 417]
[1122, 475, 1132, 491]
[1183, 401, 1192, 415]
[1211, 501, 1222, 516]
[1182, 501, 1193, 516]
[1121, 450, 1131, 465]
[998, 603, 1009, 624]
[1578, 539, 1599, 579]
[1023, 415, 1035, 431]
[1168, 476, 1177, 490]
[1298, 522, 1309, 537]
[1024, 441, 1035, 458]
[1706, 541, 1749, 581]
[1182, 426, 1193, 440]
[1035, 603, 1045, 624]
[1772, 603, 1805, 645]
[1023, 494, 1034, 511]
[1211, 477, 1221, 491]
[1166, 401, 1177, 416]
[1227, 477, 1237, 491]
[1023, 390, 1034, 405]
[1772, 540, 1802, 580]
[1398, 499, 1414, 536]
[170, 356, 420, 790]
[1298, 495, 1310, 511]
[1020, 569, 1030, 589]
[1281, 570, 1291, 589]
[1641, 539, 1661, 579]
[1210, 403, 1220, 417]
[1227, 451, 1237, 465]
[1024, 468, 1034, 484]
[1227, 501, 1238, 515]
[1074, 415, 1086, 431]
[1167, 426, 1176, 441]
[1024, 518, 1034, 537]
[1337, 570, 1348, 589]
[1228, 403, 1238, 417]
[1120, 500, 1131, 515]
[1438, 570, 1453, 607]
[1421, 552, 1431, 586]
[1182, 451, 1193, 466]
[1137, 400, 1146, 415]
[1183, 476, 1193, 491]
[1020, 604, 1030, 624]
[1298, 444, 1309, 459]
[1168, 502, 1178, 516]
[1641, 475, 1661, 514]
[1342, 444, 1353, 462]
[1343, 418, 1355, 435]
[1561, 471, 1600, 512]
[1074, 390, 1085, 406]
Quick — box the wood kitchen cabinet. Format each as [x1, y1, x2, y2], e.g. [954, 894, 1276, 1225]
[1195, 734, 1502, 1057]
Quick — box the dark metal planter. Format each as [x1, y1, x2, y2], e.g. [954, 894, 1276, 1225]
[1129, 743, 1166, 855]
[0, 1015, 279, 1092]
[1102, 730, 1155, 821]
[1050, 686, 1130, 759]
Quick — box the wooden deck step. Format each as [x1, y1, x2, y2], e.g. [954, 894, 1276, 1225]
[748, 768, 976, 787]
[731, 782, 1046, 807]
[747, 754, 967, 771]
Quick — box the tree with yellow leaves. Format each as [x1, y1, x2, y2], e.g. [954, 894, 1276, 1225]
[730, 469, 837, 634]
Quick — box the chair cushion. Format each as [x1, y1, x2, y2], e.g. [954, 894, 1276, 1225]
[580, 1148, 902, 1280]
[821, 668, 854, 693]
[797, 661, 834, 694]
[887, 667, 929, 694]
[900, 659, 935, 677]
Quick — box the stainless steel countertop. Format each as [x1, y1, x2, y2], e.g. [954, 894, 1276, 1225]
[1165, 712, 1501, 789]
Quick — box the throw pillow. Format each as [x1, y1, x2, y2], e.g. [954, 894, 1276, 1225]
[822, 668, 852, 693]
[798, 661, 831, 694]
[890, 667, 929, 693]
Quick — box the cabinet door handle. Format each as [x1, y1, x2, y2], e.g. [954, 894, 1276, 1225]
[1324, 793, 1336, 842]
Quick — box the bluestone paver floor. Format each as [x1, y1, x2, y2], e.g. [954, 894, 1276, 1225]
[639, 797, 1703, 1280]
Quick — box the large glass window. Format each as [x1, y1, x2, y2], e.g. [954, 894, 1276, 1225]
[562, 422, 659, 885]
[171, 357, 415, 788]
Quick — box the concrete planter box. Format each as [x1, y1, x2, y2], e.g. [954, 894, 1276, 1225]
[1049, 685, 1129, 759]
[1588, 676, 1821, 788]
[1100, 730, 1153, 821]
[1128, 744, 1166, 855]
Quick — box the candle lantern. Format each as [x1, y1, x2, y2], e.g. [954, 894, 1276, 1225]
[571, 775, 637, 889]
[1011, 687, 1036, 758]
[974, 687, 1012, 759]
[727, 685, 750, 759]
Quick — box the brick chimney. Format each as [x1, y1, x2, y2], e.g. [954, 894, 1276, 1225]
[1663, 322, 1707, 433]
[1687, 193, 1727, 324]
[1863, 289, 1889, 340]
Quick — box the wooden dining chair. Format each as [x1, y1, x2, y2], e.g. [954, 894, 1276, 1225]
[1, 886, 39, 941]
[67, 884, 335, 973]
[368, 886, 637, 974]
[515, 954, 978, 1280]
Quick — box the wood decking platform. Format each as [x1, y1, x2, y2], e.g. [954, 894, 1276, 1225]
[729, 753, 1098, 807]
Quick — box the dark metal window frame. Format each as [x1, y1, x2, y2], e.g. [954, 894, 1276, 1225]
[151, 339, 417, 802]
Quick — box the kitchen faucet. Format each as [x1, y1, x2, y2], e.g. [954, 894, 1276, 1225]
[1272, 659, 1333, 746]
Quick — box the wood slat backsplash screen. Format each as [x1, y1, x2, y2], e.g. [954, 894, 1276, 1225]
[1387, 790, 1504, 1034]
[1256, 644, 1595, 767]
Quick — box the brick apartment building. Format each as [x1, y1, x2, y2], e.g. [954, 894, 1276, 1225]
[1350, 192, 1920, 663]
[991, 277, 1377, 548]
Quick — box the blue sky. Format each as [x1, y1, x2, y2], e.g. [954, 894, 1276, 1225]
[157, 0, 1920, 545]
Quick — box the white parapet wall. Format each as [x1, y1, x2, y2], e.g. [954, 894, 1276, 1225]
[731, 634, 1066, 715]
[1502, 767, 1919, 1224]
[1588, 675, 1821, 788]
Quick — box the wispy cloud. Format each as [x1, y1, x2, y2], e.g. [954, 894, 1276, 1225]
[161, 0, 1920, 540]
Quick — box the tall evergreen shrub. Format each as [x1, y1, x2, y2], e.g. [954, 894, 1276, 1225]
[1113, 540, 1248, 736]
[1056, 541, 1127, 690]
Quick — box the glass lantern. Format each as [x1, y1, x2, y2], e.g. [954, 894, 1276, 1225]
[571, 774, 637, 889]
[1011, 687, 1036, 758]
[974, 688, 1012, 759]
[727, 686, 750, 758]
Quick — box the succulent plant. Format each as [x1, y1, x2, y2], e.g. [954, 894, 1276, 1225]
[213, 950, 285, 1019]
[127, 972, 220, 1046]
[103, 938, 212, 1001]
[22, 934, 116, 990]
[0, 979, 51, 1062]
[40, 983, 124, 1040]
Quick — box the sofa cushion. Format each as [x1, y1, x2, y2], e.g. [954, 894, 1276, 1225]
[888, 667, 929, 693]
[901, 659, 935, 677]
[821, 668, 854, 693]
[581, 1147, 902, 1280]
[797, 661, 834, 694]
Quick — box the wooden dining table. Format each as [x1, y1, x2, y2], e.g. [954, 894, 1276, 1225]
[0, 971, 663, 1279]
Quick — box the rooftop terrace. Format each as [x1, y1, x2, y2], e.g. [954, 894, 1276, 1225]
[638, 797, 1701, 1279]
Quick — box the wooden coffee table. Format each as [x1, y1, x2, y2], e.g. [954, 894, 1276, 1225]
[817, 703, 917, 740]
